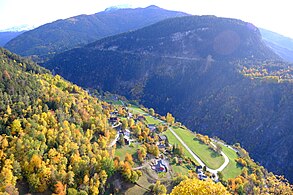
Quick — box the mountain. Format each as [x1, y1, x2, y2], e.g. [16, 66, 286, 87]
[4, 5, 188, 60]
[0, 31, 25, 46]
[44, 15, 293, 182]
[260, 28, 293, 62]
[1, 48, 292, 194]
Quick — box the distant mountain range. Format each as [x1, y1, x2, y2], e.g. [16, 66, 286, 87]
[4, 5, 188, 59]
[0, 31, 25, 46]
[260, 28, 293, 62]
[4, 5, 293, 64]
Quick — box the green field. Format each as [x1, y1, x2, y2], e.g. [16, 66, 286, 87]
[163, 129, 194, 160]
[221, 145, 243, 180]
[145, 115, 162, 125]
[171, 127, 225, 169]
[115, 144, 139, 161]
[128, 105, 144, 114]
[129, 106, 162, 125]
[105, 98, 124, 106]
[171, 164, 190, 175]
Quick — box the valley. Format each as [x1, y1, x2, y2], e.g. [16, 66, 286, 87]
[44, 14, 293, 182]
[1, 4, 293, 194]
[0, 42, 292, 194]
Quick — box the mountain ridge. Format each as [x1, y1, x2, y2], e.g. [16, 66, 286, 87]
[4, 6, 189, 60]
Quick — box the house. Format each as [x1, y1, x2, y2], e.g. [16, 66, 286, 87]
[127, 112, 133, 119]
[198, 172, 208, 180]
[196, 166, 207, 180]
[158, 135, 168, 147]
[159, 135, 167, 142]
[109, 116, 118, 124]
[121, 129, 133, 145]
[111, 110, 118, 115]
[155, 159, 167, 172]
[136, 115, 146, 122]
[196, 166, 203, 172]
[124, 129, 131, 137]
[112, 122, 121, 130]
[124, 135, 131, 145]
[158, 143, 166, 148]
[147, 124, 156, 131]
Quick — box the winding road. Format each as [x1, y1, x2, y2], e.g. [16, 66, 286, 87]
[168, 127, 229, 180]
[123, 102, 230, 180]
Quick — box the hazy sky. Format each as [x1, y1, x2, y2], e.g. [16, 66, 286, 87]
[0, 0, 292, 38]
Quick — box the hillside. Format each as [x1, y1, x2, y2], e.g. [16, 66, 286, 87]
[1, 48, 292, 194]
[0, 48, 119, 194]
[44, 15, 293, 182]
[260, 28, 293, 62]
[0, 31, 25, 46]
[4, 5, 188, 60]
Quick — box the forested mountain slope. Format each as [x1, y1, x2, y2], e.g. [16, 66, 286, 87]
[0, 48, 117, 194]
[44, 15, 293, 182]
[4, 5, 188, 60]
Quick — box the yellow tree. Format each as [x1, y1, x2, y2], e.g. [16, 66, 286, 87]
[89, 173, 100, 195]
[170, 178, 230, 195]
[0, 159, 17, 192]
[149, 180, 167, 195]
[29, 154, 42, 172]
[124, 153, 134, 166]
[6, 105, 12, 115]
[128, 118, 135, 128]
[10, 119, 22, 135]
[149, 108, 155, 116]
[166, 113, 175, 125]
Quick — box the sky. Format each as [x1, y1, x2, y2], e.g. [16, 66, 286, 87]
[0, 0, 292, 38]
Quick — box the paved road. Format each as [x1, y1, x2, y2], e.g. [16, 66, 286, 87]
[210, 142, 229, 172]
[168, 127, 206, 167]
[99, 50, 200, 61]
[168, 127, 229, 180]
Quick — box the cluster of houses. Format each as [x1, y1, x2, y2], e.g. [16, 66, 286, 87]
[108, 106, 170, 173]
[107, 102, 215, 181]
[196, 166, 208, 180]
[109, 108, 150, 146]
[109, 108, 146, 125]
[109, 107, 169, 147]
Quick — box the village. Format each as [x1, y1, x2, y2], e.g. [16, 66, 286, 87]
[107, 99, 212, 182]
